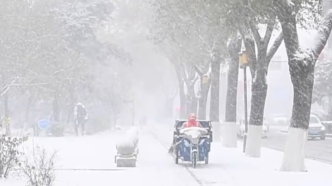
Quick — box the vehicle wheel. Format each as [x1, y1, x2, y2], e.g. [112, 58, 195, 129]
[205, 153, 209, 164]
[320, 135, 326, 140]
[192, 152, 197, 168]
[175, 147, 179, 164]
[208, 142, 211, 152]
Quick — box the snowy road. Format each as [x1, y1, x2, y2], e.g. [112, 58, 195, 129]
[257, 128, 332, 164]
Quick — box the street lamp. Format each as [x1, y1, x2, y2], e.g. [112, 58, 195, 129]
[239, 43, 249, 153]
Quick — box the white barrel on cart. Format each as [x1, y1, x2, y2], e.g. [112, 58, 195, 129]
[126, 126, 139, 146]
[116, 137, 136, 155]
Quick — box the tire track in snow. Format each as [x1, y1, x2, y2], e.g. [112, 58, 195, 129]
[148, 127, 236, 186]
[148, 128, 206, 186]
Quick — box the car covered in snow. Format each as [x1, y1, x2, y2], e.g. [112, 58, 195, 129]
[237, 118, 269, 139]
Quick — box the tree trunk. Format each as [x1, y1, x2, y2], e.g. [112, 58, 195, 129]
[4, 93, 8, 118]
[275, 3, 307, 171]
[210, 58, 221, 141]
[274, 0, 332, 171]
[244, 35, 266, 157]
[53, 92, 60, 122]
[187, 85, 197, 115]
[67, 90, 75, 124]
[244, 20, 283, 157]
[197, 97, 207, 120]
[25, 93, 33, 130]
[223, 37, 241, 147]
[281, 68, 314, 171]
[175, 66, 186, 118]
[198, 79, 210, 120]
[210, 59, 221, 122]
[225, 62, 239, 123]
[246, 58, 268, 157]
[3, 92, 10, 135]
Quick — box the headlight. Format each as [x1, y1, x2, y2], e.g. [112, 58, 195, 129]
[321, 126, 326, 131]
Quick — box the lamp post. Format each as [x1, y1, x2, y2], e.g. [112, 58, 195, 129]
[239, 43, 249, 153]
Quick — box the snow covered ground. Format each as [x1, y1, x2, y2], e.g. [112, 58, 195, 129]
[149, 123, 332, 185]
[0, 130, 200, 186]
[1, 125, 332, 186]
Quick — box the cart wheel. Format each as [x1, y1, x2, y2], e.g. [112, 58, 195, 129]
[192, 152, 197, 168]
[205, 154, 209, 164]
[175, 151, 179, 164]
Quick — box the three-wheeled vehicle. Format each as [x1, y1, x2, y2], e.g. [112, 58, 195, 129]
[172, 120, 212, 168]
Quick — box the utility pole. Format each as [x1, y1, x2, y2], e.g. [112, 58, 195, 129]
[240, 0, 249, 153]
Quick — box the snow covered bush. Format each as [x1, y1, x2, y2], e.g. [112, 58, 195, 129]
[20, 146, 57, 186]
[0, 135, 28, 178]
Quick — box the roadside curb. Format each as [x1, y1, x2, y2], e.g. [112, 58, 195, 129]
[279, 130, 332, 138]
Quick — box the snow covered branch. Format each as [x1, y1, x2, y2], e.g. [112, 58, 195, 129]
[249, 21, 261, 48]
[266, 32, 284, 64]
[194, 65, 203, 77]
[227, 36, 241, 60]
[0, 77, 19, 97]
[244, 37, 257, 77]
[311, 9, 332, 62]
[262, 19, 276, 49]
[273, 0, 295, 9]
[273, 0, 299, 60]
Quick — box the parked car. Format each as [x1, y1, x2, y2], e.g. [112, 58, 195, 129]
[307, 115, 326, 140]
[237, 118, 269, 139]
[270, 114, 290, 126]
[269, 115, 291, 133]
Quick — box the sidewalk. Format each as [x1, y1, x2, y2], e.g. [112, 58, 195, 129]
[1, 129, 202, 186]
[0, 131, 125, 186]
[150, 123, 332, 186]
